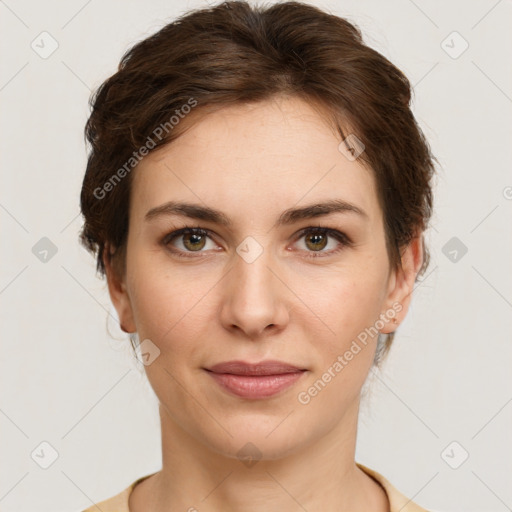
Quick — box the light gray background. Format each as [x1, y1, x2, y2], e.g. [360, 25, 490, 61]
[1, 1, 511, 511]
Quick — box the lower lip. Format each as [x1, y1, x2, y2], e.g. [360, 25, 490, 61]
[206, 371, 306, 399]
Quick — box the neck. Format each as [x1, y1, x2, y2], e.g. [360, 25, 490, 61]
[131, 400, 388, 512]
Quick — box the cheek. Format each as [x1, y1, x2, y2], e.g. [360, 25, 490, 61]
[305, 267, 388, 344]
[126, 258, 232, 375]
[295, 272, 386, 411]
[127, 261, 208, 348]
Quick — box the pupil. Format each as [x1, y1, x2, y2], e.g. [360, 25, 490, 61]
[184, 233, 205, 251]
[307, 233, 327, 251]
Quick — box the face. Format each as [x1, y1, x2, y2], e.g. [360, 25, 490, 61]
[105, 95, 421, 461]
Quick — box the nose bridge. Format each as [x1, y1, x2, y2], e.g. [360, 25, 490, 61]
[234, 242, 274, 297]
[233, 236, 275, 306]
[220, 236, 288, 337]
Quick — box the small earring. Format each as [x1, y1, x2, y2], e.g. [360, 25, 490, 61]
[392, 318, 399, 325]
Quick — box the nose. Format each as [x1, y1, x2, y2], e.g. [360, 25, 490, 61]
[219, 244, 290, 340]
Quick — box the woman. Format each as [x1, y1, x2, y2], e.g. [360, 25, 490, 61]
[79, 1, 436, 510]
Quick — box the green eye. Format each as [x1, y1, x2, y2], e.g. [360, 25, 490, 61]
[162, 226, 352, 259]
[163, 227, 214, 256]
[295, 227, 351, 258]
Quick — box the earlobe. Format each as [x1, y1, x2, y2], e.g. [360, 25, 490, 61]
[380, 235, 424, 334]
[103, 242, 137, 334]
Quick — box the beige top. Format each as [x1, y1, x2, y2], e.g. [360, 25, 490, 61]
[81, 463, 430, 511]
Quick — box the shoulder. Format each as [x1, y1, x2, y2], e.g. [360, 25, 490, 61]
[80, 473, 156, 512]
[357, 463, 431, 512]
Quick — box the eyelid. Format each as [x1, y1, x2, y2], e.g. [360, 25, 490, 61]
[291, 226, 353, 258]
[161, 226, 217, 249]
[293, 226, 352, 245]
[161, 225, 352, 258]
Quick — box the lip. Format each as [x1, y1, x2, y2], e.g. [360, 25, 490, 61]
[204, 360, 307, 399]
[206, 360, 305, 375]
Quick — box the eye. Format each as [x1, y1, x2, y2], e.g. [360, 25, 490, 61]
[293, 227, 352, 258]
[161, 225, 352, 259]
[162, 227, 218, 258]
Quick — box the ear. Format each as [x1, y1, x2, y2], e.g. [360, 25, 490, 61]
[379, 234, 424, 334]
[103, 242, 137, 334]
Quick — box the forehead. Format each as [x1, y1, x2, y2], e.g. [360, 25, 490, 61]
[131, 96, 379, 224]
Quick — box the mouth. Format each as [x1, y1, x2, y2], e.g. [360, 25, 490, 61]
[203, 360, 307, 399]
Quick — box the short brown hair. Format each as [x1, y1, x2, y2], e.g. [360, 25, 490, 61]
[79, 0, 436, 359]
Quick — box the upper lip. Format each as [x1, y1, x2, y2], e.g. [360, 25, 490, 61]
[205, 360, 306, 376]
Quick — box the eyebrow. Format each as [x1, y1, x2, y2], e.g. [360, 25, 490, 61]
[144, 199, 368, 227]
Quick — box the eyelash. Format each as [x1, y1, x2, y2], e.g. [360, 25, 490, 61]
[161, 225, 353, 259]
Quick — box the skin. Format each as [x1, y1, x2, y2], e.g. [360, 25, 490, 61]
[104, 95, 423, 512]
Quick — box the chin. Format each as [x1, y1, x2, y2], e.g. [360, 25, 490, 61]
[198, 419, 312, 464]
